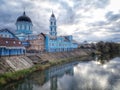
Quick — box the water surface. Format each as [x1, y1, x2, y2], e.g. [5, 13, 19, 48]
[1, 57, 120, 90]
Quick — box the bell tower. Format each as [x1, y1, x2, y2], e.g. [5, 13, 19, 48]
[49, 12, 57, 37]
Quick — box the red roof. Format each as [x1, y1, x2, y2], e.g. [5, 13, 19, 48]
[0, 37, 23, 47]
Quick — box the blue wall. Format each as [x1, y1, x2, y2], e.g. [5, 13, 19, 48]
[45, 13, 78, 52]
[45, 35, 78, 52]
[0, 48, 25, 56]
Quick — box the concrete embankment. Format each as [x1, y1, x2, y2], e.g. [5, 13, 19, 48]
[0, 49, 95, 86]
[0, 49, 94, 74]
[27, 49, 93, 63]
[0, 56, 33, 74]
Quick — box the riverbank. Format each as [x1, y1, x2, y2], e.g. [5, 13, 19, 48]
[0, 49, 96, 86]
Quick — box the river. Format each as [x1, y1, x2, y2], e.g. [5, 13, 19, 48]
[1, 57, 120, 90]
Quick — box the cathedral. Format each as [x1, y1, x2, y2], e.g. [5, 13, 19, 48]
[1, 12, 78, 54]
[0, 11, 78, 56]
[15, 11, 78, 53]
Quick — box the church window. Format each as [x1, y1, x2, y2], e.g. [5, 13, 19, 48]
[25, 25, 27, 30]
[13, 41, 16, 44]
[54, 22, 56, 25]
[18, 26, 20, 30]
[20, 25, 22, 29]
[6, 41, 8, 44]
[51, 27, 52, 31]
[27, 25, 29, 30]
[51, 22, 52, 25]
[22, 25, 24, 30]
[5, 34, 7, 37]
[29, 26, 30, 30]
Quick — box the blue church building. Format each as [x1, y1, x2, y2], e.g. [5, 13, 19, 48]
[45, 13, 78, 52]
[0, 11, 78, 56]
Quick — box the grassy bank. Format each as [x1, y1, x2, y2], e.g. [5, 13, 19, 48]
[0, 55, 91, 86]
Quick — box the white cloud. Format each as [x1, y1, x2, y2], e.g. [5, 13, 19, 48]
[0, 0, 120, 42]
[106, 0, 120, 13]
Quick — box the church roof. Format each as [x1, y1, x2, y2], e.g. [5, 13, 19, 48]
[17, 11, 32, 23]
[0, 28, 18, 39]
[0, 37, 23, 47]
[72, 40, 78, 44]
[51, 11, 56, 18]
[51, 13, 55, 17]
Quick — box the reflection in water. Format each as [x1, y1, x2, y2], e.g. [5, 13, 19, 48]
[1, 57, 120, 90]
[50, 76, 57, 90]
[48, 63, 74, 90]
[1, 62, 75, 90]
[74, 57, 120, 90]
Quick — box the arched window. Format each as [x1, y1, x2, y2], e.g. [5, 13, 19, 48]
[18, 25, 20, 30]
[54, 22, 56, 25]
[29, 26, 31, 30]
[51, 27, 52, 31]
[27, 25, 29, 30]
[22, 25, 24, 30]
[25, 25, 26, 30]
[20, 25, 22, 30]
[51, 22, 52, 25]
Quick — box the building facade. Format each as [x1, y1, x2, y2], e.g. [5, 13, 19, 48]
[15, 11, 46, 52]
[45, 13, 78, 52]
[15, 12, 78, 53]
[16, 11, 33, 47]
[0, 29, 25, 56]
[27, 33, 45, 52]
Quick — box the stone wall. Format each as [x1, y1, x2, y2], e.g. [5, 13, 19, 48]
[36, 49, 92, 61]
[0, 49, 94, 74]
[0, 56, 33, 74]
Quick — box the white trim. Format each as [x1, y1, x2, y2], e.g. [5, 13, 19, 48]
[0, 46, 25, 49]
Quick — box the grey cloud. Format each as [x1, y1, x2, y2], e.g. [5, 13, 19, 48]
[0, 0, 49, 34]
[0, 0, 119, 42]
[88, 21, 108, 27]
[106, 11, 120, 22]
[74, 0, 109, 10]
[106, 26, 120, 33]
[58, 0, 109, 25]
[57, 1, 76, 25]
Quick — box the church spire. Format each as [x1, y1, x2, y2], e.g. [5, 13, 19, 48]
[23, 11, 26, 16]
[23, 7, 26, 16]
[51, 10, 55, 18]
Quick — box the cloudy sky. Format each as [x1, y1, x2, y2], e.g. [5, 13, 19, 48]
[0, 0, 120, 42]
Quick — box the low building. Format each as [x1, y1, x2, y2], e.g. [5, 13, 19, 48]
[0, 37, 25, 56]
[26, 33, 45, 53]
[0, 29, 25, 56]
